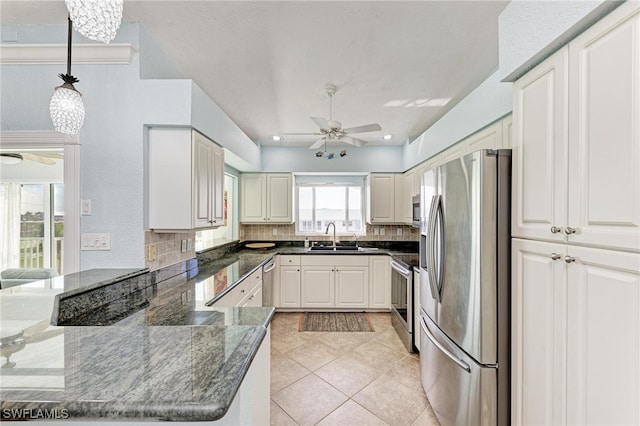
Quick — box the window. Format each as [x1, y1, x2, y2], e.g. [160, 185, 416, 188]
[296, 178, 365, 235]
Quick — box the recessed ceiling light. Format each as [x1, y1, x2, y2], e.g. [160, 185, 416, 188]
[383, 134, 394, 141]
[272, 135, 283, 142]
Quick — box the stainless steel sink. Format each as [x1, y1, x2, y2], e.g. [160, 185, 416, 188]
[308, 246, 364, 252]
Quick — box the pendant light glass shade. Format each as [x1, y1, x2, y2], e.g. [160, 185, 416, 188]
[50, 83, 85, 135]
[64, 0, 123, 43]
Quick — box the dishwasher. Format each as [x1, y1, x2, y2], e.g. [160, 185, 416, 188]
[262, 257, 276, 306]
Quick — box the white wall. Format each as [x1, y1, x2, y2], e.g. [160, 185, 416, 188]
[1, 24, 192, 269]
[261, 145, 404, 173]
[499, 0, 622, 81]
[402, 70, 512, 171]
[402, 0, 623, 171]
[190, 84, 261, 171]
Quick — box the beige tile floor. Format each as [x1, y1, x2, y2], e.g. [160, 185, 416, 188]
[270, 312, 440, 426]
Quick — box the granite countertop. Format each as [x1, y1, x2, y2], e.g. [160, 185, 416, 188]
[0, 267, 274, 422]
[0, 240, 415, 421]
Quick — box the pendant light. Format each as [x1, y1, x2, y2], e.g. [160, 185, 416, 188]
[49, 15, 85, 135]
[65, 0, 123, 44]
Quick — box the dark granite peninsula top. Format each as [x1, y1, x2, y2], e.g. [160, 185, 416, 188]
[0, 239, 413, 421]
[0, 265, 274, 422]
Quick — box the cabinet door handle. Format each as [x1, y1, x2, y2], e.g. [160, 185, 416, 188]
[550, 253, 562, 260]
[564, 227, 577, 235]
[564, 256, 576, 263]
[550, 226, 563, 234]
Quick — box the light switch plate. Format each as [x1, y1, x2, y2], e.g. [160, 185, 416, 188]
[397, 228, 403, 236]
[81, 233, 111, 251]
[380, 227, 385, 235]
[187, 239, 193, 251]
[181, 239, 187, 253]
[81, 199, 92, 215]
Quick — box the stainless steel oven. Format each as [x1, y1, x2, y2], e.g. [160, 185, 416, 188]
[390, 258, 414, 352]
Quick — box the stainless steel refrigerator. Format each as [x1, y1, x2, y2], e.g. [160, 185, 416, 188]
[419, 149, 511, 426]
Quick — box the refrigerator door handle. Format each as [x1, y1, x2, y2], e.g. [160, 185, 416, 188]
[426, 195, 441, 302]
[420, 315, 470, 373]
[434, 195, 445, 297]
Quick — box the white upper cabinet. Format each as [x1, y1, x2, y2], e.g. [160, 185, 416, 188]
[513, 1, 640, 252]
[567, 4, 640, 251]
[512, 49, 569, 243]
[367, 173, 402, 224]
[148, 128, 224, 231]
[240, 173, 293, 224]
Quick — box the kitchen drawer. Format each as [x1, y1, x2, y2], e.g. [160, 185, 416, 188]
[301, 254, 369, 267]
[248, 267, 262, 284]
[213, 268, 262, 306]
[279, 255, 301, 266]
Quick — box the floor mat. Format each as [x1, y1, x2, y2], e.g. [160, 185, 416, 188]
[298, 312, 375, 332]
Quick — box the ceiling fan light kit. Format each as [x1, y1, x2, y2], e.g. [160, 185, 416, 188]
[0, 153, 24, 165]
[281, 84, 382, 156]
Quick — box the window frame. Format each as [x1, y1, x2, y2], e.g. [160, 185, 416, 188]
[295, 181, 366, 236]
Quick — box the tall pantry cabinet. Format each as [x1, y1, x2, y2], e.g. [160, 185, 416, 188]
[511, 2, 640, 425]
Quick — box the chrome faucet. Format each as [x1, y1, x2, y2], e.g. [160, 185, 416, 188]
[325, 222, 337, 248]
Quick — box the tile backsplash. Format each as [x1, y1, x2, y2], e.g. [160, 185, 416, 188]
[240, 223, 418, 242]
[144, 231, 196, 271]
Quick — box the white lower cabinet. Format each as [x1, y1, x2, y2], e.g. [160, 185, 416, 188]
[369, 256, 391, 309]
[278, 255, 301, 308]
[335, 267, 369, 309]
[512, 238, 640, 425]
[300, 255, 369, 309]
[301, 266, 335, 308]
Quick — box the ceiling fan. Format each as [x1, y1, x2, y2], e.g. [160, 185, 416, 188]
[0, 152, 63, 165]
[283, 85, 382, 150]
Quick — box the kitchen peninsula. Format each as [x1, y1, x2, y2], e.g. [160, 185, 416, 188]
[0, 240, 418, 423]
[0, 257, 274, 423]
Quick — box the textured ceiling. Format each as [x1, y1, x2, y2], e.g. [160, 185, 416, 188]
[1, 0, 509, 148]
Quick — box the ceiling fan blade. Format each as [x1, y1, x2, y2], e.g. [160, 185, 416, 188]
[340, 135, 367, 147]
[22, 153, 56, 165]
[310, 116, 330, 130]
[280, 132, 323, 136]
[35, 153, 64, 159]
[308, 138, 326, 150]
[342, 123, 382, 134]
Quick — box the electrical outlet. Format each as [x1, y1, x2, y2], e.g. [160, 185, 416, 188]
[380, 227, 386, 236]
[181, 239, 187, 253]
[81, 233, 111, 250]
[397, 228, 403, 236]
[187, 239, 193, 251]
[374, 227, 379, 236]
[148, 244, 157, 262]
[272, 228, 278, 236]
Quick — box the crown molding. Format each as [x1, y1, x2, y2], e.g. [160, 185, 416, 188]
[0, 131, 79, 147]
[0, 43, 136, 65]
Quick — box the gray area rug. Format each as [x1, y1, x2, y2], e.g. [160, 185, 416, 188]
[298, 312, 375, 332]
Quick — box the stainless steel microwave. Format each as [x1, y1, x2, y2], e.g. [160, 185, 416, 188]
[412, 195, 420, 228]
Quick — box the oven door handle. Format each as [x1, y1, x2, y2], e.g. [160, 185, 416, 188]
[390, 260, 411, 278]
[420, 315, 471, 373]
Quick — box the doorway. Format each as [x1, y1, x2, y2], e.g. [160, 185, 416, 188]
[0, 131, 80, 275]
